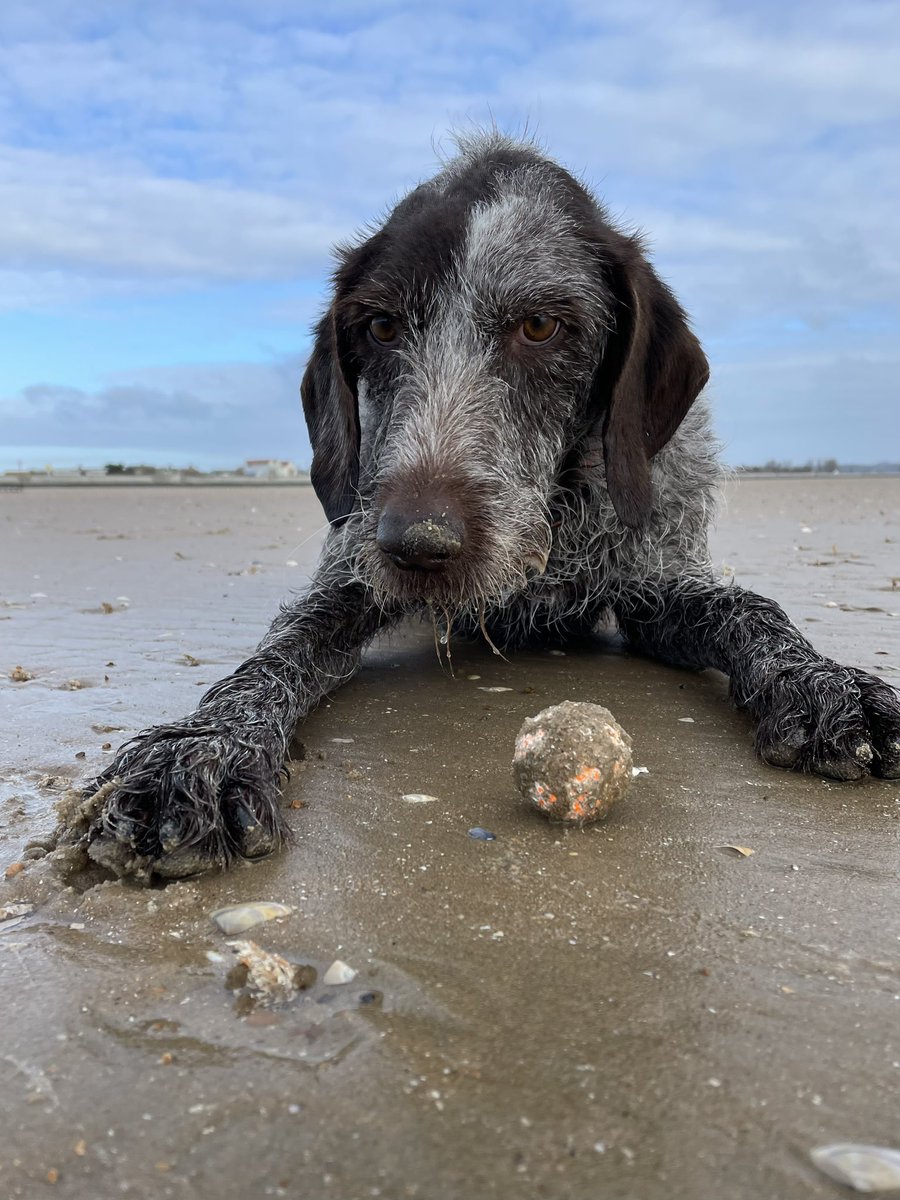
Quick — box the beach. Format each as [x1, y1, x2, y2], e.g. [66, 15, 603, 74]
[1, 476, 898, 1198]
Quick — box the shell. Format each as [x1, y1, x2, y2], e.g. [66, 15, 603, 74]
[210, 902, 293, 935]
[810, 1144, 900, 1192]
[227, 939, 298, 1005]
[402, 793, 439, 804]
[323, 959, 357, 985]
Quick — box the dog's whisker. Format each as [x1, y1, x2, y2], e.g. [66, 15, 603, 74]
[439, 605, 455, 677]
[428, 603, 450, 675]
[478, 603, 508, 660]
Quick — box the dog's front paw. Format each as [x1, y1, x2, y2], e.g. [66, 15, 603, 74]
[754, 662, 900, 781]
[74, 722, 289, 879]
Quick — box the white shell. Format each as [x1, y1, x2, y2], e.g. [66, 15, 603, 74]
[323, 959, 357, 985]
[810, 1144, 900, 1192]
[478, 686, 513, 693]
[210, 902, 293, 934]
[402, 793, 439, 804]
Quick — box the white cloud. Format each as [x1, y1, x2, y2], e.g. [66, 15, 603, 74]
[3, 362, 311, 467]
[0, 1, 896, 313]
[0, 0, 897, 463]
[0, 146, 344, 282]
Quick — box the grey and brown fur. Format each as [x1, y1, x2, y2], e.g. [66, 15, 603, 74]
[83, 133, 900, 880]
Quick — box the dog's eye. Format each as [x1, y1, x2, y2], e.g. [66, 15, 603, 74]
[368, 315, 400, 345]
[518, 315, 560, 344]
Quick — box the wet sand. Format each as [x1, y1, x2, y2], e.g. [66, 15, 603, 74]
[1, 478, 898, 1199]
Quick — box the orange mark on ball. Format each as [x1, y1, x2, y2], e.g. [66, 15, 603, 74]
[573, 766, 602, 786]
[530, 782, 557, 810]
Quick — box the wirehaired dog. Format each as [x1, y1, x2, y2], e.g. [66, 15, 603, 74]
[84, 134, 900, 879]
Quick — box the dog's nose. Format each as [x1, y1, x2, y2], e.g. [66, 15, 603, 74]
[376, 506, 465, 570]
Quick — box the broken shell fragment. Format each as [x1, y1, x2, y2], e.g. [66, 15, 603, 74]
[210, 902, 294, 934]
[810, 1143, 900, 1192]
[227, 939, 299, 1006]
[402, 793, 439, 804]
[323, 959, 357, 985]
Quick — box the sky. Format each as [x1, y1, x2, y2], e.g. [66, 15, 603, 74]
[1, 0, 899, 471]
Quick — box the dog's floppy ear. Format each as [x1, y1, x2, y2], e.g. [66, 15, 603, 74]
[591, 235, 709, 530]
[301, 309, 360, 525]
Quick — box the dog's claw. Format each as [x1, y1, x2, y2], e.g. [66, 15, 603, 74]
[876, 738, 900, 778]
[154, 845, 222, 879]
[229, 799, 279, 859]
[87, 832, 149, 878]
[761, 744, 801, 769]
[104, 813, 143, 848]
[812, 757, 869, 783]
[760, 726, 807, 769]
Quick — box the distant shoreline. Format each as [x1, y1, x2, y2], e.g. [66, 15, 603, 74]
[731, 470, 900, 480]
[0, 477, 314, 489]
[2, 472, 897, 492]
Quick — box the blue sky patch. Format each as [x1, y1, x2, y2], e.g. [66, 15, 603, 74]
[1, 0, 898, 470]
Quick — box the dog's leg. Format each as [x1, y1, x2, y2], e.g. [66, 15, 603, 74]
[616, 580, 900, 780]
[82, 534, 400, 878]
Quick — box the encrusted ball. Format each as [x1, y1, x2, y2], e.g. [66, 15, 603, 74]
[512, 701, 633, 824]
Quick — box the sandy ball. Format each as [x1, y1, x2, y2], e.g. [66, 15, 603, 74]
[512, 701, 633, 824]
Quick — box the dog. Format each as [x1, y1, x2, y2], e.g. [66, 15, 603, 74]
[84, 133, 900, 879]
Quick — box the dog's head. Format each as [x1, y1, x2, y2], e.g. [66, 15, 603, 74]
[302, 134, 708, 607]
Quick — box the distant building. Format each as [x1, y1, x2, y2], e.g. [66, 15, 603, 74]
[243, 458, 300, 479]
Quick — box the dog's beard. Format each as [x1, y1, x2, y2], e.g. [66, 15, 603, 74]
[354, 512, 552, 618]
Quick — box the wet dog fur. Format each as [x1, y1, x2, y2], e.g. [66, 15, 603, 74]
[83, 134, 900, 879]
